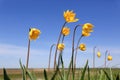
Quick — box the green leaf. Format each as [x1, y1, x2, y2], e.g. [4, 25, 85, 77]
[44, 69, 48, 80]
[51, 65, 59, 80]
[115, 74, 119, 80]
[87, 66, 90, 80]
[24, 66, 37, 80]
[3, 68, 11, 80]
[103, 70, 111, 80]
[66, 57, 72, 80]
[110, 68, 113, 80]
[79, 60, 88, 80]
[19, 59, 26, 80]
[61, 53, 67, 80]
[99, 70, 104, 80]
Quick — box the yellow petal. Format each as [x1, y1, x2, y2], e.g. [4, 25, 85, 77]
[57, 43, 65, 51]
[29, 28, 41, 40]
[79, 43, 86, 51]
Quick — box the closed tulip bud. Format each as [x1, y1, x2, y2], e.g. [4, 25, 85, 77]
[79, 43, 86, 51]
[97, 51, 101, 58]
[57, 43, 65, 51]
[107, 55, 112, 61]
[62, 27, 70, 36]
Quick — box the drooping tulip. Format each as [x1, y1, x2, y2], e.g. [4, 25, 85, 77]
[82, 23, 93, 37]
[79, 43, 86, 51]
[107, 55, 112, 61]
[97, 51, 101, 58]
[57, 43, 65, 51]
[62, 27, 70, 36]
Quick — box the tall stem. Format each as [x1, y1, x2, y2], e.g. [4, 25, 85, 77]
[70, 24, 82, 79]
[105, 50, 108, 68]
[26, 39, 30, 69]
[74, 35, 83, 68]
[61, 35, 65, 43]
[48, 44, 56, 71]
[93, 46, 96, 68]
[54, 22, 67, 69]
[72, 25, 80, 69]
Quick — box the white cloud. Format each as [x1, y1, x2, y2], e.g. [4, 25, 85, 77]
[0, 43, 120, 68]
[0, 43, 48, 55]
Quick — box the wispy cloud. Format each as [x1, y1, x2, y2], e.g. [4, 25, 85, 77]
[0, 43, 48, 55]
[0, 43, 120, 68]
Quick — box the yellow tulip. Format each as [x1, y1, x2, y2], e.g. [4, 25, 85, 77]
[57, 43, 65, 51]
[82, 23, 94, 37]
[29, 28, 41, 40]
[107, 55, 112, 61]
[63, 10, 79, 23]
[97, 51, 101, 58]
[82, 31, 90, 37]
[62, 27, 70, 36]
[79, 43, 86, 51]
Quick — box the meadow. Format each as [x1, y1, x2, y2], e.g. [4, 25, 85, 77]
[0, 67, 120, 80]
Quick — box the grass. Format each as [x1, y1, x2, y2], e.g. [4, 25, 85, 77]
[0, 68, 120, 80]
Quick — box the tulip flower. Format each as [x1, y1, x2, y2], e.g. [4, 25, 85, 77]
[63, 10, 79, 23]
[79, 43, 86, 51]
[107, 55, 112, 61]
[26, 28, 41, 69]
[82, 23, 94, 37]
[57, 43, 65, 51]
[62, 27, 70, 36]
[97, 51, 101, 58]
[29, 28, 41, 40]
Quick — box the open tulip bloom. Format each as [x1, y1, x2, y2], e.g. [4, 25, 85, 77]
[64, 10, 79, 23]
[29, 28, 41, 40]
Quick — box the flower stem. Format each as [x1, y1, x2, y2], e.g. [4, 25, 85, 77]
[54, 22, 67, 69]
[74, 35, 83, 68]
[105, 50, 108, 68]
[93, 46, 96, 68]
[48, 44, 56, 71]
[26, 39, 30, 69]
[69, 24, 82, 79]
[61, 35, 65, 43]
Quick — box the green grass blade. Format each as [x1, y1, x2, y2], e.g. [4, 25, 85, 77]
[3, 68, 11, 80]
[79, 60, 88, 80]
[99, 70, 104, 80]
[110, 68, 113, 80]
[88, 66, 90, 80]
[51, 65, 59, 80]
[22, 65, 37, 80]
[61, 53, 67, 80]
[115, 74, 119, 80]
[66, 57, 72, 80]
[19, 60, 26, 80]
[44, 69, 48, 80]
[103, 70, 111, 80]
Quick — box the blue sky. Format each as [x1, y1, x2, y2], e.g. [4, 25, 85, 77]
[0, 0, 120, 68]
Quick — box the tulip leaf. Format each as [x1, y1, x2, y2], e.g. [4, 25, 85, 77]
[3, 68, 11, 80]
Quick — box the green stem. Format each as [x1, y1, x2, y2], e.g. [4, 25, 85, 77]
[26, 39, 30, 69]
[93, 46, 96, 68]
[48, 44, 56, 71]
[68, 24, 82, 79]
[74, 35, 83, 69]
[105, 50, 108, 68]
[54, 22, 67, 69]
